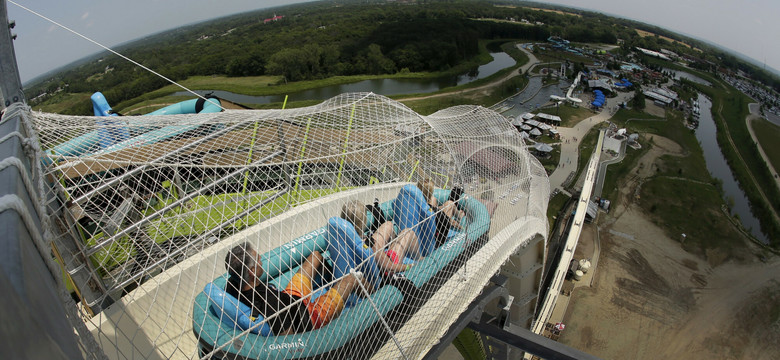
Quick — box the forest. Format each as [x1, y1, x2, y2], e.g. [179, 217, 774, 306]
[26, 0, 778, 115]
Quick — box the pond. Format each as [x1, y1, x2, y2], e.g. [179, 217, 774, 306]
[173, 52, 516, 104]
[695, 93, 768, 242]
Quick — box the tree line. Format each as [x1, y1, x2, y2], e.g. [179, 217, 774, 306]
[36, 0, 763, 115]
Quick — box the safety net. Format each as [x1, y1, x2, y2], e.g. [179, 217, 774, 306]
[28, 92, 549, 359]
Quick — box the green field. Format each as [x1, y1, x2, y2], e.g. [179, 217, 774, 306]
[547, 191, 571, 229]
[601, 106, 755, 258]
[570, 124, 606, 189]
[536, 104, 593, 127]
[751, 117, 780, 176]
[86, 187, 351, 274]
[643, 58, 780, 244]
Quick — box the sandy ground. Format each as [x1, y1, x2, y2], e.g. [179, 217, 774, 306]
[643, 100, 666, 118]
[635, 29, 693, 50]
[556, 136, 780, 359]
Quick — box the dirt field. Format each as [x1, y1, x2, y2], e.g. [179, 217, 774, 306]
[635, 29, 693, 49]
[527, 7, 582, 18]
[557, 136, 780, 359]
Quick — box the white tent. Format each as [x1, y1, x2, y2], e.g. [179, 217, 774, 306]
[535, 143, 553, 152]
[530, 128, 542, 136]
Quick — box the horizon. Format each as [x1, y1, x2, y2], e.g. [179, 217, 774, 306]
[6, 0, 780, 85]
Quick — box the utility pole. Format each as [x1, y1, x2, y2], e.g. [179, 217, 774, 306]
[0, 0, 25, 108]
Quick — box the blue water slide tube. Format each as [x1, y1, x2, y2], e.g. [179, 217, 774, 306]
[98, 97, 222, 153]
[92, 92, 131, 149]
[47, 94, 222, 161]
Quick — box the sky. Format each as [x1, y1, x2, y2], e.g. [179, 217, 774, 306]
[5, 0, 780, 84]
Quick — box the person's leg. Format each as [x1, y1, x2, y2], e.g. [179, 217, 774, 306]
[308, 274, 359, 328]
[285, 251, 322, 298]
[390, 228, 420, 261]
[371, 221, 395, 252]
[299, 251, 323, 280]
[439, 200, 464, 230]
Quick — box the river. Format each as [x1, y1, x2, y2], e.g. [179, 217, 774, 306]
[663, 68, 711, 87]
[695, 93, 768, 242]
[173, 52, 516, 104]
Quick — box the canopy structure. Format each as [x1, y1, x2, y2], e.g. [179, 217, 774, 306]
[534, 143, 554, 153]
[28, 92, 550, 359]
[530, 128, 543, 136]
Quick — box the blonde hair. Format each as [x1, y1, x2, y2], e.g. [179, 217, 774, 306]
[417, 178, 435, 202]
[340, 200, 366, 235]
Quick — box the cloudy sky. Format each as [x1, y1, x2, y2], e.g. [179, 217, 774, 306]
[5, 0, 779, 84]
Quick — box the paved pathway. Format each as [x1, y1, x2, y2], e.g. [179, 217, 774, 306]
[547, 92, 634, 192]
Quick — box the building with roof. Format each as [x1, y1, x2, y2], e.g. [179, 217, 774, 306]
[535, 113, 561, 124]
[643, 90, 674, 106]
[588, 79, 613, 93]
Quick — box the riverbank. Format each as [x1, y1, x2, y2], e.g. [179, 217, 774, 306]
[747, 103, 780, 188]
[645, 58, 780, 245]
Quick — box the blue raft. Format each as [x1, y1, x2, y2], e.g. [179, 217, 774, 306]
[192, 185, 490, 359]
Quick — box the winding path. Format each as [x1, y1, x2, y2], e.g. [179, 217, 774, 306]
[746, 103, 780, 192]
[400, 44, 540, 102]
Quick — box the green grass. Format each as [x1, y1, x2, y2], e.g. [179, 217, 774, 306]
[640, 176, 743, 257]
[537, 104, 593, 127]
[401, 96, 477, 116]
[570, 124, 607, 189]
[536, 146, 561, 175]
[547, 191, 571, 229]
[601, 105, 760, 257]
[751, 118, 780, 176]
[34, 92, 92, 114]
[601, 142, 649, 202]
[690, 78, 780, 244]
[401, 75, 529, 115]
[86, 187, 352, 273]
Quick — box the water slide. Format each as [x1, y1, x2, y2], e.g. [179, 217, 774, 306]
[566, 72, 584, 103]
[47, 92, 222, 159]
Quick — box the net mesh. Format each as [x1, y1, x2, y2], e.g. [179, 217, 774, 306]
[31, 92, 549, 359]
